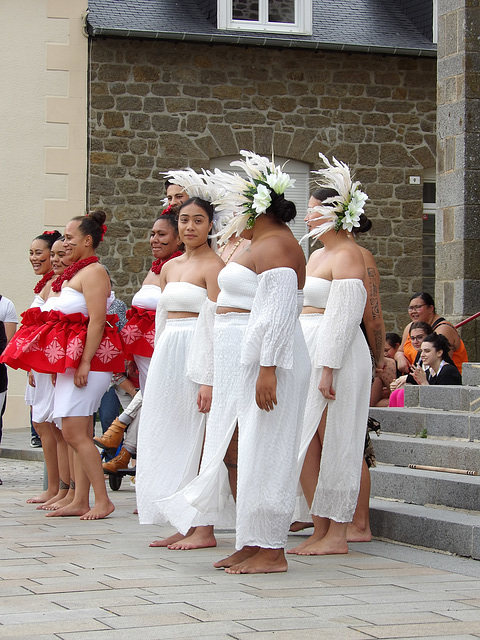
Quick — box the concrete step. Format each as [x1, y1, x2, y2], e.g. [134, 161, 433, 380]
[369, 406, 480, 441]
[404, 384, 480, 412]
[370, 464, 480, 511]
[463, 363, 480, 386]
[373, 432, 480, 470]
[370, 497, 480, 559]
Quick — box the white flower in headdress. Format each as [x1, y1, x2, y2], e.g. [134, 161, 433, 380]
[212, 151, 295, 244]
[252, 184, 272, 214]
[304, 153, 368, 241]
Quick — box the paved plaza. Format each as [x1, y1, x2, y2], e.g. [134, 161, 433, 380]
[1, 428, 480, 639]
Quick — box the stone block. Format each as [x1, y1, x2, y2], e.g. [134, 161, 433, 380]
[151, 115, 179, 133]
[97, 64, 130, 82]
[371, 465, 480, 510]
[116, 96, 143, 112]
[462, 363, 480, 386]
[90, 152, 117, 165]
[374, 433, 480, 470]
[129, 114, 151, 131]
[370, 499, 479, 558]
[403, 386, 419, 407]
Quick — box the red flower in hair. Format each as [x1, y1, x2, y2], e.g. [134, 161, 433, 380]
[161, 205, 173, 216]
[43, 230, 56, 235]
[100, 224, 107, 241]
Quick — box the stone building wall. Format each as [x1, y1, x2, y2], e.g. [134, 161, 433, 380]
[89, 38, 436, 332]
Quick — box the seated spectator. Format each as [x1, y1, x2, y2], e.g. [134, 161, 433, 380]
[395, 292, 468, 374]
[389, 321, 433, 407]
[370, 332, 402, 406]
[412, 333, 462, 386]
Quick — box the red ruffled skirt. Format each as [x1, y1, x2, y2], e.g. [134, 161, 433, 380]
[120, 306, 155, 359]
[0, 307, 124, 374]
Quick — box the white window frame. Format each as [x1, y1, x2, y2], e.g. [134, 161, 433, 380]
[217, 0, 312, 35]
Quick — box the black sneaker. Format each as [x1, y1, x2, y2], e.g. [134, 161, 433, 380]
[30, 436, 42, 448]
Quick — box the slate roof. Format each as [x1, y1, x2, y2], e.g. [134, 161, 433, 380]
[87, 0, 436, 57]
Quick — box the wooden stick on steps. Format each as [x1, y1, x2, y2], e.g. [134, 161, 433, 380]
[408, 464, 478, 476]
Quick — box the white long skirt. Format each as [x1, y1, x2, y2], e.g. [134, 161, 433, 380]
[299, 314, 371, 523]
[53, 369, 112, 427]
[157, 313, 311, 550]
[136, 317, 205, 525]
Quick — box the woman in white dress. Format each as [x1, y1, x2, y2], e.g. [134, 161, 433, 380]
[94, 209, 183, 472]
[37, 238, 74, 511]
[288, 155, 371, 556]
[158, 152, 311, 574]
[20, 230, 62, 504]
[136, 195, 224, 547]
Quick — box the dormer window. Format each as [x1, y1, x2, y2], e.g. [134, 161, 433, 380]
[218, 0, 312, 35]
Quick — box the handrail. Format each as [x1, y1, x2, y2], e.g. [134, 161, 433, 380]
[455, 311, 480, 329]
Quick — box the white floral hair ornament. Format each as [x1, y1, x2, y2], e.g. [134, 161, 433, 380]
[306, 153, 368, 241]
[208, 150, 296, 245]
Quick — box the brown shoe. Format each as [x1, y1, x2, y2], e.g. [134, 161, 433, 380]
[103, 447, 132, 474]
[94, 419, 126, 451]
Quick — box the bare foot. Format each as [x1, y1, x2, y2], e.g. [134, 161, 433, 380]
[225, 548, 288, 574]
[346, 523, 372, 542]
[289, 521, 314, 532]
[295, 538, 348, 556]
[26, 490, 57, 504]
[46, 502, 90, 517]
[168, 527, 216, 550]
[150, 532, 186, 547]
[39, 492, 75, 511]
[80, 500, 115, 520]
[213, 546, 258, 568]
[36, 490, 69, 510]
[287, 532, 326, 555]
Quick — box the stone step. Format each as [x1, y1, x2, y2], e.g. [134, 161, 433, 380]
[369, 406, 480, 440]
[373, 432, 480, 470]
[463, 362, 480, 386]
[370, 497, 480, 560]
[370, 464, 480, 511]
[404, 384, 480, 412]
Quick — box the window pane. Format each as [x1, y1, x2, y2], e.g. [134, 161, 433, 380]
[269, 0, 295, 23]
[233, 0, 259, 21]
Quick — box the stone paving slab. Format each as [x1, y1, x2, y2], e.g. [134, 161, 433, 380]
[1, 457, 480, 640]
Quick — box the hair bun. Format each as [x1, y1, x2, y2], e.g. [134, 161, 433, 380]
[356, 213, 372, 234]
[269, 192, 297, 223]
[88, 209, 107, 227]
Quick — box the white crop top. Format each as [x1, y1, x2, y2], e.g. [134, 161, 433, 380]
[42, 287, 114, 316]
[303, 277, 331, 309]
[131, 284, 162, 311]
[30, 294, 46, 309]
[217, 262, 258, 311]
[161, 282, 207, 313]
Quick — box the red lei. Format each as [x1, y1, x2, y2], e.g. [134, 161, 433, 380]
[52, 256, 99, 292]
[150, 250, 183, 275]
[34, 271, 54, 294]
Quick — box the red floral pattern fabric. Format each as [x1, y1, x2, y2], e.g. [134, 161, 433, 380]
[0, 307, 124, 374]
[120, 306, 156, 359]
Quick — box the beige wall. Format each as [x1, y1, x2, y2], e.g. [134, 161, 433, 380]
[0, 0, 88, 428]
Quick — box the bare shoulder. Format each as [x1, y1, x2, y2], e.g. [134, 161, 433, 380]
[254, 233, 305, 272]
[358, 245, 377, 269]
[331, 244, 365, 280]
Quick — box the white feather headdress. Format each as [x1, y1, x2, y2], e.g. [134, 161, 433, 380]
[305, 153, 368, 242]
[163, 168, 234, 238]
[210, 150, 296, 245]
